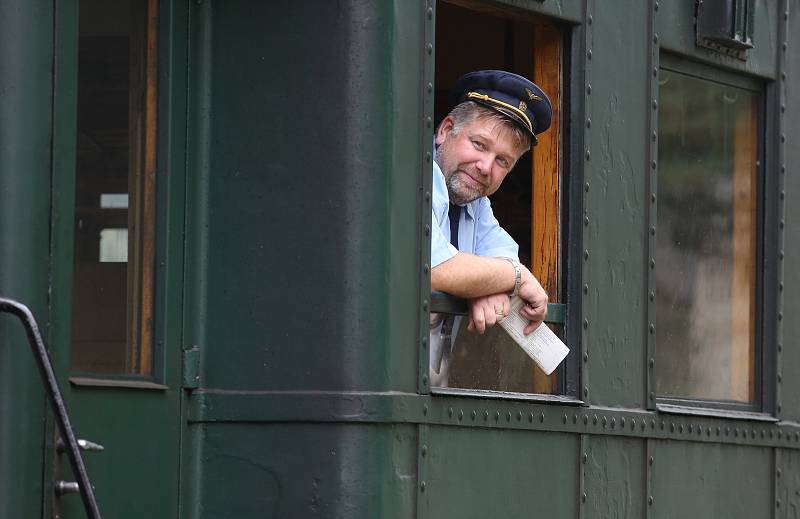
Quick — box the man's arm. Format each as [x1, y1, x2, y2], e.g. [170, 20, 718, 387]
[432, 252, 548, 334]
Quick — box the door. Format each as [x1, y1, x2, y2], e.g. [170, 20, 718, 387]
[47, 0, 184, 516]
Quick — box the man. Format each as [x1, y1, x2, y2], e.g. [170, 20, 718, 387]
[430, 70, 552, 386]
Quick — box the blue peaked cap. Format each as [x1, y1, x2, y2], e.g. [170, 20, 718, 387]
[452, 70, 552, 146]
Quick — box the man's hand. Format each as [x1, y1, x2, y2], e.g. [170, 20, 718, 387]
[467, 293, 511, 334]
[518, 267, 548, 335]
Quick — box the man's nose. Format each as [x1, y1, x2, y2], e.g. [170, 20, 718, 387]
[475, 153, 494, 175]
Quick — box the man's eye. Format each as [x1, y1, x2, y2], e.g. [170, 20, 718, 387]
[472, 140, 485, 150]
[497, 158, 509, 168]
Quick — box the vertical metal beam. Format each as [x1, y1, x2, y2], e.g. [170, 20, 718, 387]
[418, 0, 435, 395]
[580, 0, 593, 407]
[645, 0, 661, 412]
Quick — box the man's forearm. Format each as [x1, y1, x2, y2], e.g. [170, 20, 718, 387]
[431, 252, 516, 298]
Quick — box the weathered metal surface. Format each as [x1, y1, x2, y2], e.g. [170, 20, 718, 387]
[658, 0, 778, 78]
[651, 441, 771, 517]
[776, 448, 800, 517]
[192, 423, 416, 518]
[779, 0, 800, 424]
[0, 1, 53, 516]
[422, 426, 578, 518]
[583, 0, 649, 407]
[184, 0, 422, 393]
[583, 436, 646, 519]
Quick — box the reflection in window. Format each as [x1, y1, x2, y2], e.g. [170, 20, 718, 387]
[655, 69, 759, 403]
[70, 0, 157, 375]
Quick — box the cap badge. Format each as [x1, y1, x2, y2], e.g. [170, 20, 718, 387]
[525, 88, 542, 101]
[519, 100, 527, 112]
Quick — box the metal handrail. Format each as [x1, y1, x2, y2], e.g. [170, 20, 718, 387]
[0, 297, 102, 519]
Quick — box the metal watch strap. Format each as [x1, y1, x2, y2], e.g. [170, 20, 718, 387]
[503, 257, 521, 297]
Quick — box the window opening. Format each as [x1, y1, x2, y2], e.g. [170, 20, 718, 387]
[431, 1, 569, 396]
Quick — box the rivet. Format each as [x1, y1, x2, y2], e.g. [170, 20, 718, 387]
[422, 337, 428, 348]
[761, 429, 765, 438]
[425, 152, 431, 164]
[426, 117, 432, 128]
[585, 182, 590, 192]
[649, 357, 655, 368]
[471, 410, 477, 420]
[779, 282, 784, 292]
[782, 165, 786, 174]
[697, 425, 703, 435]
[780, 251, 784, 260]
[651, 193, 656, 203]
[651, 419, 656, 429]
[593, 414, 598, 425]
[582, 492, 587, 503]
[783, 42, 788, 51]
[495, 411, 500, 422]
[529, 412, 534, 423]
[583, 352, 589, 362]
[584, 284, 589, 294]
[651, 131, 657, 142]
[427, 82, 433, 93]
[671, 423, 676, 433]
[779, 430, 784, 439]
[688, 424, 693, 433]
[588, 14, 593, 24]
[426, 43, 433, 54]
[582, 453, 588, 464]
[653, 34, 659, 44]
[725, 427, 730, 436]
[660, 421, 665, 430]
[540, 412, 545, 423]
[587, 49, 593, 60]
[650, 226, 656, 236]
[651, 160, 657, 170]
[716, 427, 720, 436]
[424, 225, 430, 237]
[583, 319, 589, 329]
[420, 481, 426, 492]
[777, 499, 781, 508]
[621, 417, 626, 427]
[707, 428, 711, 437]
[611, 417, 616, 428]
[653, 67, 658, 77]
[458, 409, 464, 421]
[587, 84, 592, 95]
[563, 414, 568, 424]
[742, 429, 747, 439]
[584, 250, 590, 260]
[422, 375, 428, 385]
[518, 411, 522, 421]
[778, 374, 783, 383]
[778, 404, 783, 413]
[583, 415, 589, 425]
[484, 411, 489, 421]
[650, 259, 656, 269]
[423, 264, 430, 274]
[654, 1, 659, 11]
[734, 428, 739, 437]
[602, 416, 608, 427]
[778, 344, 783, 353]
[586, 150, 591, 161]
[448, 407, 453, 418]
[631, 418, 636, 429]
[649, 456, 654, 465]
[649, 392, 655, 402]
[780, 220, 785, 229]
[783, 72, 787, 80]
[507, 412, 512, 422]
[423, 405, 428, 415]
[587, 118, 592, 128]
[780, 191, 785, 201]
[679, 424, 684, 433]
[782, 104, 786, 113]
[785, 10, 789, 20]
[652, 100, 658, 110]
[650, 291, 655, 301]
[585, 388, 590, 398]
[648, 496, 654, 506]
[573, 414, 578, 424]
[779, 312, 783, 321]
[649, 323, 655, 334]
[424, 192, 431, 202]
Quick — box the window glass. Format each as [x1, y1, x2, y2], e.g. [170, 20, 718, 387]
[431, 2, 567, 395]
[655, 68, 759, 403]
[70, 0, 157, 375]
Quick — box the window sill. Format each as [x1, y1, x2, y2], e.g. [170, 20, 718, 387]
[431, 386, 583, 405]
[657, 403, 777, 422]
[69, 376, 168, 391]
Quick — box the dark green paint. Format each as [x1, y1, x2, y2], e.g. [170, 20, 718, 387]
[583, 437, 646, 519]
[0, 1, 54, 517]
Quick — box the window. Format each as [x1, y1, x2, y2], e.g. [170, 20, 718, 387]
[70, 0, 158, 376]
[655, 59, 763, 408]
[430, 1, 572, 397]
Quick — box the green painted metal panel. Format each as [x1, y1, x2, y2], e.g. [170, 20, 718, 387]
[192, 423, 416, 518]
[779, 0, 800, 424]
[583, 0, 648, 407]
[658, 0, 778, 78]
[421, 427, 579, 518]
[583, 436, 646, 519]
[776, 448, 800, 517]
[185, 0, 423, 393]
[651, 441, 771, 517]
[0, 0, 54, 516]
[493, 0, 583, 23]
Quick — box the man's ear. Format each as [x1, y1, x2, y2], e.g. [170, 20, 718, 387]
[435, 116, 455, 147]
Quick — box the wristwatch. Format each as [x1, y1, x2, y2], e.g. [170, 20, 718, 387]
[503, 257, 522, 297]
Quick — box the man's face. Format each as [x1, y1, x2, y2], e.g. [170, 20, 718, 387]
[435, 115, 526, 205]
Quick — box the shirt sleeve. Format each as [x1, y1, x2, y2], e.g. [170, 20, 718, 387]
[473, 197, 519, 261]
[431, 208, 458, 267]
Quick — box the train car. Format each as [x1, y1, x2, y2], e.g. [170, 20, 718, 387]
[1, 0, 799, 517]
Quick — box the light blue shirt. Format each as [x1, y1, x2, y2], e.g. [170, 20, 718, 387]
[430, 159, 519, 267]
